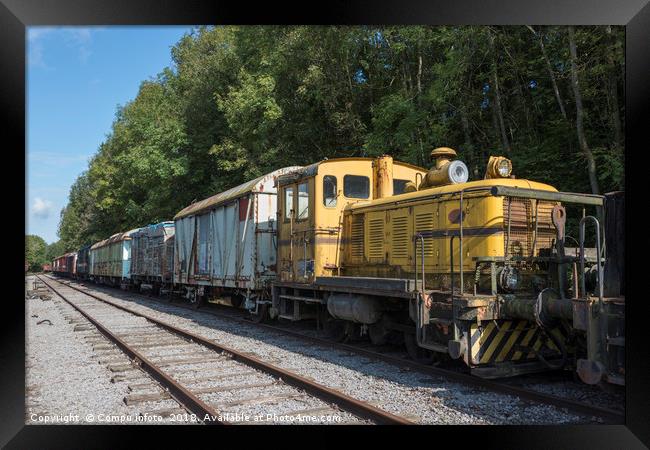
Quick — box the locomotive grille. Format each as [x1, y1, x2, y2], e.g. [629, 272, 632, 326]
[391, 216, 409, 258]
[503, 198, 556, 257]
[415, 212, 435, 258]
[350, 215, 364, 258]
[368, 218, 385, 259]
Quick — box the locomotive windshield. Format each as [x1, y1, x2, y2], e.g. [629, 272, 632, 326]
[344, 175, 369, 199]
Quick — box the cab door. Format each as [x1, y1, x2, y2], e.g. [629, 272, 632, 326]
[291, 179, 314, 282]
[278, 183, 296, 282]
[277, 179, 314, 282]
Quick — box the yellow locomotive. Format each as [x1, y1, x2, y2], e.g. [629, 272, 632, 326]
[272, 148, 625, 385]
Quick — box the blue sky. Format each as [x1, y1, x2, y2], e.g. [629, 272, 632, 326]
[27, 26, 195, 244]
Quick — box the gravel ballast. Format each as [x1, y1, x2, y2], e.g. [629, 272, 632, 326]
[50, 276, 622, 425]
[25, 275, 195, 425]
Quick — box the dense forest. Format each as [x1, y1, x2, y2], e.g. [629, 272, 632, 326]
[53, 25, 625, 252]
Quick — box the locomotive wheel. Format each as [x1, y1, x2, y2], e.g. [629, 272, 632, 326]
[324, 318, 350, 343]
[368, 322, 388, 346]
[251, 304, 269, 323]
[403, 331, 437, 365]
[191, 294, 204, 309]
[230, 295, 243, 309]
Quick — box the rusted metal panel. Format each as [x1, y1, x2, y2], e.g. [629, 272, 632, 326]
[89, 228, 139, 279]
[131, 222, 175, 283]
[76, 245, 91, 276]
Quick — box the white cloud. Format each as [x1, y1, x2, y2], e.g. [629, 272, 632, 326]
[32, 197, 54, 219]
[27, 27, 104, 68]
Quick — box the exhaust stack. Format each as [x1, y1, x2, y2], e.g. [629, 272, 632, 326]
[418, 147, 469, 190]
[373, 155, 394, 199]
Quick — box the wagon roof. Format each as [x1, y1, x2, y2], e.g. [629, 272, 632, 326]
[276, 157, 427, 186]
[90, 228, 140, 250]
[132, 221, 174, 236]
[56, 252, 77, 258]
[174, 166, 302, 220]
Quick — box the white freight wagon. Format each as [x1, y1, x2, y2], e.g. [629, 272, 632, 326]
[173, 166, 302, 314]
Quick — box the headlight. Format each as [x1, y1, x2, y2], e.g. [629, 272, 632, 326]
[447, 160, 469, 184]
[497, 158, 512, 177]
[499, 266, 521, 292]
[486, 156, 513, 179]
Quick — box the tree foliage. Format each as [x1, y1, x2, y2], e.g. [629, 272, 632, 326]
[25, 235, 47, 272]
[56, 25, 625, 250]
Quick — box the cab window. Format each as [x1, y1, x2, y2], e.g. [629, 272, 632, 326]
[297, 182, 309, 220]
[393, 179, 409, 195]
[323, 176, 337, 207]
[284, 186, 294, 220]
[343, 175, 369, 199]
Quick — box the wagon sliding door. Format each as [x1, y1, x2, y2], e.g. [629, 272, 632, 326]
[175, 216, 196, 283]
[210, 202, 238, 287]
[209, 196, 255, 289]
[256, 192, 278, 283]
[238, 196, 255, 288]
[196, 214, 211, 277]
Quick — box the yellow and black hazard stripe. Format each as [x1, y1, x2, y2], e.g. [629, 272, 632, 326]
[469, 320, 566, 366]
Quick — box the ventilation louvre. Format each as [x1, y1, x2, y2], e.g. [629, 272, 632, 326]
[350, 215, 364, 258]
[391, 216, 409, 258]
[415, 212, 434, 258]
[368, 218, 385, 259]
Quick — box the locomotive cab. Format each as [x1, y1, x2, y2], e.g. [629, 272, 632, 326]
[273, 157, 427, 320]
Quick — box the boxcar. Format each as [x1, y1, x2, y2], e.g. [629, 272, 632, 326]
[173, 166, 302, 311]
[42, 263, 52, 272]
[66, 252, 78, 278]
[76, 244, 91, 280]
[52, 255, 64, 274]
[89, 229, 139, 287]
[131, 221, 175, 293]
[53, 252, 76, 277]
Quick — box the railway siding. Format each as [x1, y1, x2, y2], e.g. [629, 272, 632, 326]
[35, 276, 384, 424]
[26, 276, 194, 425]
[43, 275, 612, 425]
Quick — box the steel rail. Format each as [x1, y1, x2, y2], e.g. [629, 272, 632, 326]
[36, 275, 228, 425]
[51, 276, 623, 423]
[217, 310, 624, 423]
[40, 275, 412, 425]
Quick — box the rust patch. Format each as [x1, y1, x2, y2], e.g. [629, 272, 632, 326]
[447, 208, 465, 224]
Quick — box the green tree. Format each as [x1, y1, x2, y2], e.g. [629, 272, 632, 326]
[56, 25, 625, 247]
[25, 235, 47, 272]
[45, 240, 66, 262]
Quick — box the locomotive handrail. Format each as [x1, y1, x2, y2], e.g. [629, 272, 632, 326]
[449, 235, 457, 299]
[579, 216, 604, 311]
[413, 233, 426, 293]
[457, 186, 491, 295]
[489, 186, 604, 206]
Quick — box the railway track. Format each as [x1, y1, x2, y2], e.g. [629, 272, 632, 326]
[36, 275, 412, 425]
[44, 275, 624, 424]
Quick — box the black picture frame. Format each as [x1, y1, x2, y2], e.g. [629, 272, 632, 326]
[4, 0, 648, 447]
